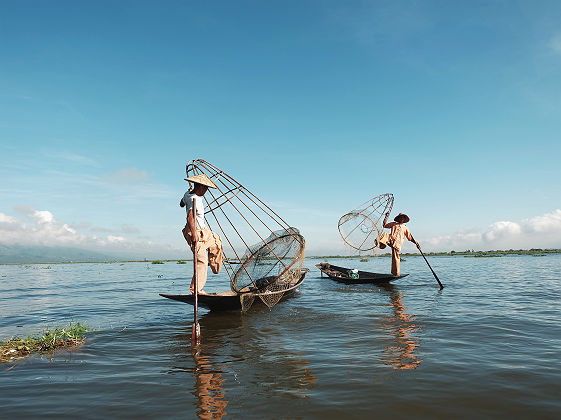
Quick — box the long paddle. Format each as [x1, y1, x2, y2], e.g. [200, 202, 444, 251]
[412, 236, 444, 289]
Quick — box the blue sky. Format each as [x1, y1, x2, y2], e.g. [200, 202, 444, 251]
[1, 0, 560, 257]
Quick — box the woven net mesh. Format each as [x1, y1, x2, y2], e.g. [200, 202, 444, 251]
[186, 159, 306, 311]
[338, 193, 394, 251]
[238, 228, 305, 308]
[239, 292, 256, 313]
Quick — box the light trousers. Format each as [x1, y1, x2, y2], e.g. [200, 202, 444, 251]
[391, 247, 401, 276]
[182, 226, 223, 293]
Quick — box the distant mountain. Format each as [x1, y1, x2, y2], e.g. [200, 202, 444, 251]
[0, 244, 126, 264]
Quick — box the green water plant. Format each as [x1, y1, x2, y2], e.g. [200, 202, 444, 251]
[1, 322, 89, 363]
[464, 254, 502, 258]
[151, 260, 164, 264]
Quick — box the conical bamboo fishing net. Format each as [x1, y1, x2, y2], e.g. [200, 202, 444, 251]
[186, 159, 306, 311]
[338, 193, 394, 252]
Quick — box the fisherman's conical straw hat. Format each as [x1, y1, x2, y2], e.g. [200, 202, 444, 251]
[184, 173, 218, 189]
[394, 213, 410, 223]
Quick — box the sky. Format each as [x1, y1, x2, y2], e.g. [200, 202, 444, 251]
[1, 0, 560, 258]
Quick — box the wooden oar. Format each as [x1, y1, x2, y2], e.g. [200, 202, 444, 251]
[412, 236, 444, 289]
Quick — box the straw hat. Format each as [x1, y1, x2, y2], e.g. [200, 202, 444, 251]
[184, 173, 218, 189]
[394, 213, 410, 223]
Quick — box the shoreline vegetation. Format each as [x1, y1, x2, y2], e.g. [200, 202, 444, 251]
[313, 248, 561, 259]
[1, 323, 89, 364]
[0, 249, 559, 266]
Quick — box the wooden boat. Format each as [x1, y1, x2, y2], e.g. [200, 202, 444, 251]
[316, 262, 407, 284]
[160, 268, 308, 311]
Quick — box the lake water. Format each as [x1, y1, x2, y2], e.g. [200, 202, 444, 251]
[1, 254, 560, 419]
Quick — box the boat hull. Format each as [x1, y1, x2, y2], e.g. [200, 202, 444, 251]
[160, 269, 308, 311]
[316, 263, 407, 284]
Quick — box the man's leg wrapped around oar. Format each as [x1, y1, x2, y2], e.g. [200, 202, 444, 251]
[189, 229, 210, 293]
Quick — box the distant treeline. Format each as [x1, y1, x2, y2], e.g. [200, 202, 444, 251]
[3, 249, 560, 265]
[310, 249, 561, 259]
[430, 248, 560, 256]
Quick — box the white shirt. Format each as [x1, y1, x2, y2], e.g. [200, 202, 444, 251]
[183, 192, 205, 229]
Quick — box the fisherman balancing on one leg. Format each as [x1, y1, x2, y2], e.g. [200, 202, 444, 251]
[378, 212, 420, 276]
[180, 173, 224, 294]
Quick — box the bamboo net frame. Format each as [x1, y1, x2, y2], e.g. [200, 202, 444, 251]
[185, 159, 306, 309]
[338, 193, 394, 252]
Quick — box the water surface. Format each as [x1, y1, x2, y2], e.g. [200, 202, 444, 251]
[1, 254, 560, 418]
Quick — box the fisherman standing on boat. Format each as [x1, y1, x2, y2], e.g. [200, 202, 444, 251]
[379, 212, 420, 276]
[180, 174, 223, 294]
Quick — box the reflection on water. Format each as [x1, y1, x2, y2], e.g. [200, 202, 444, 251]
[177, 308, 317, 419]
[191, 347, 228, 420]
[380, 286, 422, 370]
[180, 313, 240, 420]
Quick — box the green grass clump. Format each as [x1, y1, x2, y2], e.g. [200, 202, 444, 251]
[1, 322, 89, 363]
[464, 254, 502, 258]
[151, 260, 164, 264]
[176, 260, 186, 264]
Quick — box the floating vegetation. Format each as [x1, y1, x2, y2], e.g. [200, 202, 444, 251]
[1, 322, 89, 363]
[177, 260, 187, 264]
[360, 258, 368, 262]
[464, 254, 502, 258]
[151, 260, 164, 264]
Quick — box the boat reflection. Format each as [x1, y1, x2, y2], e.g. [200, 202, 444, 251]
[379, 285, 422, 370]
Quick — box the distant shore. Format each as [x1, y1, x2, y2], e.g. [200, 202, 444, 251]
[311, 248, 561, 259]
[0, 248, 560, 265]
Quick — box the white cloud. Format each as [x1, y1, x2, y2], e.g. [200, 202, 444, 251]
[482, 220, 521, 242]
[423, 209, 561, 251]
[524, 210, 561, 232]
[0, 213, 19, 231]
[32, 210, 55, 225]
[107, 235, 125, 243]
[0, 213, 17, 224]
[0, 208, 184, 258]
[2, 207, 560, 258]
[0, 209, 84, 246]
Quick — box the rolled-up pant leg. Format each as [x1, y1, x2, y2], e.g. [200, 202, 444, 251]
[391, 248, 400, 276]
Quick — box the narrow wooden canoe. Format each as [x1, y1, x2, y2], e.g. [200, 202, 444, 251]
[316, 262, 407, 284]
[160, 268, 308, 311]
